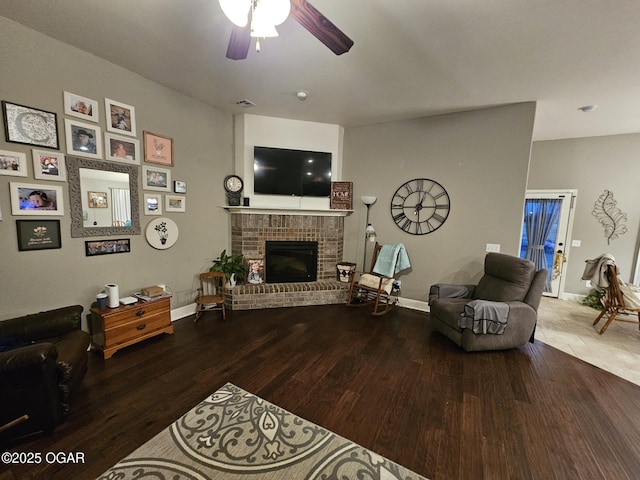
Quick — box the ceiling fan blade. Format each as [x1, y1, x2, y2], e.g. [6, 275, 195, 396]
[226, 25, 251, 60]
[290, 0, 354, 55]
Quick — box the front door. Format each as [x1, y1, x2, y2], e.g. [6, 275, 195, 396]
[520, 190, 576, 298]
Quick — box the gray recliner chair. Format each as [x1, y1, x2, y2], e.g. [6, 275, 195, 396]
[429, 253, 547, 351]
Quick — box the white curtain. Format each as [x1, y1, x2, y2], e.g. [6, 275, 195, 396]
[111, 188, 131, 225]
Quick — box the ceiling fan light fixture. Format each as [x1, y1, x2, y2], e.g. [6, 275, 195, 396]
[219, 0, 251, 27]
[260, 0, 291, 26]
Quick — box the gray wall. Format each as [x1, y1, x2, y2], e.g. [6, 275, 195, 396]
[342, 103, 537, 302]
[0, 17, 233, 320]
[529, 133, 640, 294]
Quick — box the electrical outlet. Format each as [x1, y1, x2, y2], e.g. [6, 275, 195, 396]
[585, 280, 592, 288]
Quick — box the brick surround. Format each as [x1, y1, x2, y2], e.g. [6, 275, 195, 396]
[228, 211, 350, 310]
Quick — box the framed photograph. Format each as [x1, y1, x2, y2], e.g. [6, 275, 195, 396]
[144, 131, 173, 166]
[16, 219, 62, 251]
[0, 149, 28, 177]
[10, 182, 64, 216]
[142, 165, 171, 192]
[85, 238, 131, 257]
[105, 98, 136, 137]
[2, 101, 59, 149]
[247, 258, 265, 284]
[174, 180, 187, 194]
[63, 91, 99, 122]
[32, 150, 66, 181]
[104, 133, 140, 164]
[65, 119, 103, 159]
[144, 193, 162, 215]
[88, 191, 108, 208]
[165, 195, 186, 212]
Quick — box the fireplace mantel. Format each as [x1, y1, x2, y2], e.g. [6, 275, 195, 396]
[222, 206, 353, 217]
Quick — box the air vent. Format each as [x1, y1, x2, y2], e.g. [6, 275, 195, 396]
[234, 99, 256, 107]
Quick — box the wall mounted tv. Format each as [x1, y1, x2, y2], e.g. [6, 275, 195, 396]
[253, 146, 332, 197]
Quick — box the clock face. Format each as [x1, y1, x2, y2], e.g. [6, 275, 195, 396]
[390, 178, 450, 235]
[224, 175, 243, 193]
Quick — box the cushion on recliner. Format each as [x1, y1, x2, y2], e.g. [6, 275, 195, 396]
[474, 253, 535, 302]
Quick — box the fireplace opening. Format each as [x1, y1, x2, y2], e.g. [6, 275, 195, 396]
[265, 241, 318, 283]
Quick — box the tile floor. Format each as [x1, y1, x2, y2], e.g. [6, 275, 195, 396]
[536, 296, 640, 386]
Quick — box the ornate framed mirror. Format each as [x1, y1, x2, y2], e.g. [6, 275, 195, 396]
[66, 155, 140, 237]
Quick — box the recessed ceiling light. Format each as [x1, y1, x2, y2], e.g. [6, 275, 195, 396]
[578, 105, 597, 112]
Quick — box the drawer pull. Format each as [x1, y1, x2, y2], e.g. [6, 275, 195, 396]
[136, 324, 146, 331]
[136, 309, 145, 317]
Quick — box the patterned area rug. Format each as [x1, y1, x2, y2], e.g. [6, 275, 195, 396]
[97, 382, 428, 480]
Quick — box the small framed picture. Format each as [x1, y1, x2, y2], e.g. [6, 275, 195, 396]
[10, 182, 64, 216]
[2, 101, 59, 149]
[32, 150, 66, 181]
[104, 133, 140, 164]
[85, 238, 131, 256]
[144, 131, 173, 166]
[165, 195, 186, 212]
[88, 191, 108, 208]
[247, 258, 265, 284]
[65, 119, 103, 159]
[16, 219, 62, 251]
[63, 91, 99, 122]
[174, 180, 187, 194]
[0, 149, 28, 177]
[105, 98, 136, 136]
[142, 165, 171, 192]
[144, 193, 163, 215]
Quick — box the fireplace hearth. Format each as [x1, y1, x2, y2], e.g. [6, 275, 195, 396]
[265, 240, 318, 283]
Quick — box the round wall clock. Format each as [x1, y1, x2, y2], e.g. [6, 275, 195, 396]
[390, 178, 451, 235]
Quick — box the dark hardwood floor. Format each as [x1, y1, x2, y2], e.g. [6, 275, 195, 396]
[3, 304, 640, 480]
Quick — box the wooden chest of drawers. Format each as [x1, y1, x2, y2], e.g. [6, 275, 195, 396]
[90, 296, 173, 359]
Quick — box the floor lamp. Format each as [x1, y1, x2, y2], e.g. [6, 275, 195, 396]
[361, 196, 377, 270]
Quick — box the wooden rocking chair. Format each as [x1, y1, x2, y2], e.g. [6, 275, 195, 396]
[194, 272, 226, 323]
[593, 264, 640, 334]
[346, 243, 401, 316]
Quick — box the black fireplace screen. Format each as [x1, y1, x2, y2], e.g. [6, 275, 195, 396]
[265, 241, 318, 283]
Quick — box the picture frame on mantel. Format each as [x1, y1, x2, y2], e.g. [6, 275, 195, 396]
[330, 181, 353, 210]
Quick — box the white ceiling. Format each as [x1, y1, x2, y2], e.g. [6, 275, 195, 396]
[2, 0, 640, 141]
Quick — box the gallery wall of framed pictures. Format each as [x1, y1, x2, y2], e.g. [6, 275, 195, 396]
[0, 90, 186, 252]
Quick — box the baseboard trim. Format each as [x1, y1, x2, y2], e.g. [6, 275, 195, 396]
[171, 303, 196, 321]
[397, 297, 430, 312]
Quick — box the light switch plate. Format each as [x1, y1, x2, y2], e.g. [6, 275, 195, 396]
[485, 243, 501, 253]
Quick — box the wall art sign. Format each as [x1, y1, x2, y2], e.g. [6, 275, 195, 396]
[145, 217, 179, 250]
[144, 193, 163, 216]
[16, 219, 62, 251]
[2, 101, 59, 149]
[144, 131, 173, 166]
[592, 189, 628, 245]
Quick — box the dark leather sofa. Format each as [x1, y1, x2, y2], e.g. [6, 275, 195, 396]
[0, 305, 90, 446]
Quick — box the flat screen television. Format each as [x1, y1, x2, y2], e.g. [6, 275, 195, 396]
[253, 146, 332, 197]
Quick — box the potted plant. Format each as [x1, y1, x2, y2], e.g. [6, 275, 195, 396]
[210, 249, 245, 287]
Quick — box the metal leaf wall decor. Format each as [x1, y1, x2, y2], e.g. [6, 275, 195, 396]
[592, 189, 627, 245]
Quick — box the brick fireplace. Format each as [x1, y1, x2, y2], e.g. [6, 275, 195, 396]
[225, 209, 351, 310]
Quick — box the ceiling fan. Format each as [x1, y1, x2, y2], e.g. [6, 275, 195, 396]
[220, 0, 354, 60]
